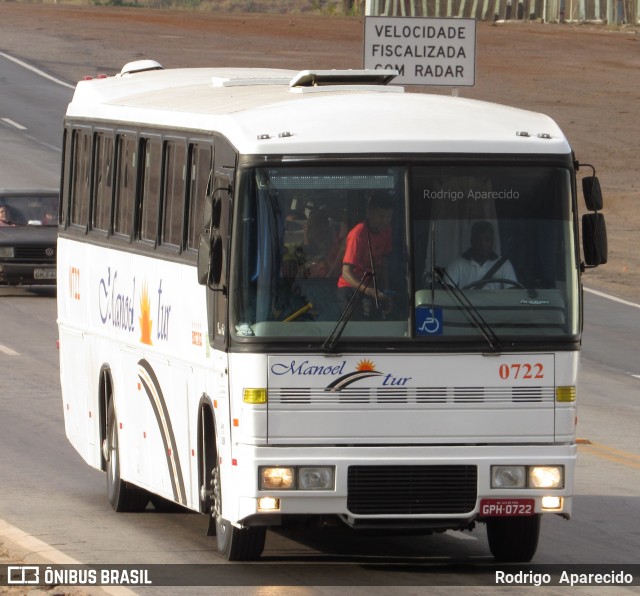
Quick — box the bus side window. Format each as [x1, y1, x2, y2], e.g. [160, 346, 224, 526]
[187, 142, 213, 252]
[113, 133, 137, 239]
[92, 131, 114, 233]
[161, 140, 186, 249]
[70, 128, 91, 230]
[139, 137, 162, 245]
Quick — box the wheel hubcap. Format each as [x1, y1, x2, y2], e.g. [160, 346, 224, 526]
[211, 466, 222, 521]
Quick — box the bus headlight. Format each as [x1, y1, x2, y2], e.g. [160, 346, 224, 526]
[529, 466, 564, 489]
[491, 465, 564, 489]
[259, 467, 295, 490]
[491, 465, 526, 488]
[259, 466, 335, 491]
[298, 467, 334, 490]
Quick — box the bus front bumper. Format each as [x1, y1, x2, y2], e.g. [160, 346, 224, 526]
[226, 443, 576, 527]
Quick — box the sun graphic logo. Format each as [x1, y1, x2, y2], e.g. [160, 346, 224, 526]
[139, 283, 153, 345]
[356, 359, 376, 372]
[325, 359, 383, 392]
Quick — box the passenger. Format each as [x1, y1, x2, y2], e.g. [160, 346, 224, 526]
[337, 192, 394, 319]
[303, 209, 342, 278]
[0, 205, 15, 227]
[285, 207, 306, 233]
[445, 220, 517, 289]
[42, 197, 59, 225]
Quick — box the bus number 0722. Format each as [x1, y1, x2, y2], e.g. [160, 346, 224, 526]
[499, 363, 544, 380]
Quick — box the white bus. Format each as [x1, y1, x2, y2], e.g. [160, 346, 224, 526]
[57, 61, 607, 562]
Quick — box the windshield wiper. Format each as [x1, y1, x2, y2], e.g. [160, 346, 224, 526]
[322, 271, 373, 353]
[433, 266, 501, 353]
[323, 229, 380, 353]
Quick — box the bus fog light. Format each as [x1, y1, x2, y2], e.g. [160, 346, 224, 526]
[259, 467, 294, 490]
[298, 467, 334, 490]
[491, 465, 526, 488]
[541, 496, 562, 510]
[529, 466, 564, 489]
[257, 497, 280, 511]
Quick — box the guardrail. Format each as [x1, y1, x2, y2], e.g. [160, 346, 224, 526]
[364, 0, 638, 24]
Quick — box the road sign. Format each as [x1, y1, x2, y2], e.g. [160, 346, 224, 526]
[363, 17, 476, 87]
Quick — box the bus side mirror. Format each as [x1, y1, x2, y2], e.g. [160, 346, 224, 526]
[582, 213, 608, 266]
[197, 193, 214, 286]
[197, 233, 224, 288]
[197, 233, 211, 285]
[197, 192, 226, 289]
[582, 176, 603, 211]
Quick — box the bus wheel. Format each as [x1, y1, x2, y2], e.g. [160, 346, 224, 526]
[105, 399, 149, 513]
[211, 462, 266, 561]
[486, 514, 541, 562]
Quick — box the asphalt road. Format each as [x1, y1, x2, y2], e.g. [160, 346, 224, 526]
[0, 51, 638, 595]
[0, 51, 72, 188]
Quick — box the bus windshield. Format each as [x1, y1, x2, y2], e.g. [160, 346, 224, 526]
[231, 163, 578, 345]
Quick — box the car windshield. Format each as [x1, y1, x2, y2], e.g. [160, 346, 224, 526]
[0, 193, 59, 227]
[231, 163, 579, 346]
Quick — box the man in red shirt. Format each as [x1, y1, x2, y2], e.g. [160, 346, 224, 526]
[337, 192, 394, 319]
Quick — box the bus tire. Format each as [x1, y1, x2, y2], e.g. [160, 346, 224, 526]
[486, 514, 541, 562]
[105, 399, 149, 513]
[212, 463, 266, 561]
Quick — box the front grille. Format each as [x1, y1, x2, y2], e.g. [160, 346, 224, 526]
[13, 245, 56, 261]
[347, 465, 477, 515]
[270, 386, 552, 405]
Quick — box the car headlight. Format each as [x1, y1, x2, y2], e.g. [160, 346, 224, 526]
[0, 247, 15, 258]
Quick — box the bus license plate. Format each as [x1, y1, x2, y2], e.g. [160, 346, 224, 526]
[34, 268, 56, 280]
[480, 498, 535, 516]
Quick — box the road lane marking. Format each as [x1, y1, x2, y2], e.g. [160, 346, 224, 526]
[0, 51, 76, 89]
[0, 343, 19, 356]
[578, 440, 640, 469]
[0, 518, 137, 595]
[584, 287, 640, 310]
[1, 117, 27, 130]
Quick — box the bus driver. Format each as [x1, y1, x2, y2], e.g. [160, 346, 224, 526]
[445, 220, 518, 289]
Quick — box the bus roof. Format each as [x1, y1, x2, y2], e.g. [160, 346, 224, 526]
[66, 65, 572, 156]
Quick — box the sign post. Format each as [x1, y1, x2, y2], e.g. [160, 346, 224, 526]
[363, 17, 477, 88]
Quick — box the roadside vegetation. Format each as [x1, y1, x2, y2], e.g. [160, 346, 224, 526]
[5, 0, 366, 15]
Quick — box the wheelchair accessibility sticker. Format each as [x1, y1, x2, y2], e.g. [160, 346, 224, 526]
[416, 306, 443, 336]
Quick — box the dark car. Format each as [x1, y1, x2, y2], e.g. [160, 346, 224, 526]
[0, 190, 58, 286]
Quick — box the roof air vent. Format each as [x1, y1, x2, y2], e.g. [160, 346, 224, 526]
[290, 69, 398, 88]
[118, 60, 164, 77]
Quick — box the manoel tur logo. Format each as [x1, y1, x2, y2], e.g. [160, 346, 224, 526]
[270, 358, 412, 391]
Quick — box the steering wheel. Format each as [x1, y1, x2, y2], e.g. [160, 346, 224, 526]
[463, 278, 525, 290]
